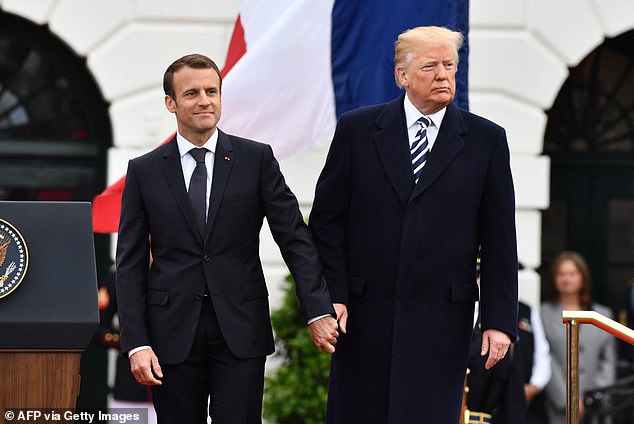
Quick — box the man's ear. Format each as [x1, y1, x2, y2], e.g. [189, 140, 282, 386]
[396, 67, 408, 88]
[165, 95, 176, 113]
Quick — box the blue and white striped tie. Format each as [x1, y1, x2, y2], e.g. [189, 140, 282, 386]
[411, 116, 431, 184]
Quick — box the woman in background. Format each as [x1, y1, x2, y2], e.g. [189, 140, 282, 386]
[541, 252, 616, 423]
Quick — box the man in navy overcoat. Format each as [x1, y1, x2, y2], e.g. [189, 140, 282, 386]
[310, 26, 519, 423]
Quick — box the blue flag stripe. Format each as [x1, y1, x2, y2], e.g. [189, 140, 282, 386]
[331, 0, 470, 117]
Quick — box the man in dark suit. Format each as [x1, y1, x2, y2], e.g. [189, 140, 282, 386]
[309, 26, 518, 423]
[116, 54, 339, 424]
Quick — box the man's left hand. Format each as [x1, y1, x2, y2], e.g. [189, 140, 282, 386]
[481, 328, 511, 369]
[309, 316, 339, 354]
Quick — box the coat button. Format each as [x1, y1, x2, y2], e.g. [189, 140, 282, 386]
[194, 294, 202, 301]
[203, 255, 210, 262]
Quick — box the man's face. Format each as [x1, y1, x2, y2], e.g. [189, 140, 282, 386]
[165, 66, 222, 143]
[396, 44, 457, 115]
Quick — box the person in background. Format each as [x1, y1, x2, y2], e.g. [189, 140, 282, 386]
[99, 264, 157, 424]
[541, 252, 616, 423]
[75, 263, 112, 416]
[518, 299, 552, 424]
[515, 263, 552, 424]
[465, 261, 526, 424]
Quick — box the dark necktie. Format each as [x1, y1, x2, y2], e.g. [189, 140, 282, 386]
[411, 116, 432, 184]
[188, 148, 208, 236]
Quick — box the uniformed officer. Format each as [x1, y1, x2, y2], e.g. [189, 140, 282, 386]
[464, 260, 526, 424]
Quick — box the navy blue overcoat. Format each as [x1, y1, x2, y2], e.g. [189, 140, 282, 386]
[310, 94, 519, 423]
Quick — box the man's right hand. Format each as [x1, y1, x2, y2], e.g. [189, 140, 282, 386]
[334, 303, 348, 334]
[130, 348, 163, 386]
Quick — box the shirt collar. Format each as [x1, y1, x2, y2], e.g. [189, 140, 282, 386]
[176, 130, 218, 159]
[403, 93, 447, 129]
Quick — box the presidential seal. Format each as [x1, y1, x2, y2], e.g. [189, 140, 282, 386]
[0, 218, 28, 299]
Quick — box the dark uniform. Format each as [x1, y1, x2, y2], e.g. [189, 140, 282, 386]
[517, 302, 549, 424]
[466, 312, 527, 424]
[99, 266, 153, 403]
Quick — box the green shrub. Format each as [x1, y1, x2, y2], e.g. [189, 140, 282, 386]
[263, 275, 331, 424]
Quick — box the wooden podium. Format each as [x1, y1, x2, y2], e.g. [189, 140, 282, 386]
[0, 351, 81, 409]
[0, 202, 98, 414]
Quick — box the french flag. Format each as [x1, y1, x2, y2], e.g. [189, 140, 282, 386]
[92, 0, 469, 233]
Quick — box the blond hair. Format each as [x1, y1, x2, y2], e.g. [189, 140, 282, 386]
[394, 26, 464, 88]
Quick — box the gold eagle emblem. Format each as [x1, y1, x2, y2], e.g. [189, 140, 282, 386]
[0, 238, 9, 268]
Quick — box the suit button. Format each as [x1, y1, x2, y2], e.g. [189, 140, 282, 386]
[203, 255, 210, 262]
[194, 294, 202, 301]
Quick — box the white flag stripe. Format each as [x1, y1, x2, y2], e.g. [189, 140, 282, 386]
[219, 0, 337, 159]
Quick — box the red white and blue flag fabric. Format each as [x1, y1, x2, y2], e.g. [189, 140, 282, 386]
[92, 0, 469, 233]
[220, 0, 469, 158]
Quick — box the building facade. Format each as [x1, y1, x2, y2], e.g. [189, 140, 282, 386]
[0, 0, 633, 312]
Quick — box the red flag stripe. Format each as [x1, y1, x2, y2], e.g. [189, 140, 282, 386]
[92, 133, 174, 233]
[221, 15, 246, 77]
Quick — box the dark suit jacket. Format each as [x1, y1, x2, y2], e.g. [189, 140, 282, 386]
[116, 130, 334, 364]
[310, 94, 518, 423]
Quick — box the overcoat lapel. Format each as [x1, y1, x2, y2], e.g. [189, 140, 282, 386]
[411, 103, 466, 199]
[373, 94, 415, 207]
[161, 137, 203, 246]
[204, 129, 234, 243]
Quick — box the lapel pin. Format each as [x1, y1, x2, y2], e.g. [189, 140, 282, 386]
[224, 156, 231, 161]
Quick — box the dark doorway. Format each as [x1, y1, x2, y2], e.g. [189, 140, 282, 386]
[0, 11, 113, 411]
[541, 30, 634, 314]
[0, 13, 111, 201]
[0, 12, 112, 266]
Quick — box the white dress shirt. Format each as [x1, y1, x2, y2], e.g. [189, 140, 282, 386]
[529, 306, 552, 390]
[403, 93, 447, 151]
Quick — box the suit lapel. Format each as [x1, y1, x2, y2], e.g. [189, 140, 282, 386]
[411, 103, 466, 200]
[204, 129, 234, 243]
[373, 94, 414, 207]
[160, 137, 203, 246]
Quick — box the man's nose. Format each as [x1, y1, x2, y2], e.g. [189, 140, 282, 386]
[197, 91, 211, 105]
[435, 65, 448, 80]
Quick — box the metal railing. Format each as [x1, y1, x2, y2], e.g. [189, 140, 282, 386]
[562, 310, 634, 424]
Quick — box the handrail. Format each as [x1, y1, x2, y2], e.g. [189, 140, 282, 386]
[562, 310, 634, 424]
[562, 310, 634, 344]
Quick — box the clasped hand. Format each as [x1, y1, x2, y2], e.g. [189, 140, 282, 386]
[308, 303, 348, 354]
[309, 313, 340, 353]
